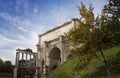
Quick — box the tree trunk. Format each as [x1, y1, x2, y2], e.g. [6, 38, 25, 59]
[99, 49, 111, 77]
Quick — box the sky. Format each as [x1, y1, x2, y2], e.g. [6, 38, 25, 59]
[0, 0, 108, 64]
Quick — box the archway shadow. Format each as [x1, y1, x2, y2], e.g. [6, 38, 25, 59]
[47, 47, 61, 74]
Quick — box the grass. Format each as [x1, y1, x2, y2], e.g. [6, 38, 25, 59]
[47, 46, 120, 78]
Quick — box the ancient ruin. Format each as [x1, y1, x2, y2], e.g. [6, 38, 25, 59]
[36, 18, 79, 78]
[14, 18, 79, 78]
[14, 48, 36, 78]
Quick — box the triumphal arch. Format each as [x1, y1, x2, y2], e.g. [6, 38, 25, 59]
[36, 18, 79, 77]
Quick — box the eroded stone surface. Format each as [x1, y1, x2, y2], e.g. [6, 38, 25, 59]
[36, 18, 79, 77]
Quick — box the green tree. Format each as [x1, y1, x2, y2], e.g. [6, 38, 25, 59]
[99, 1, 120, 76]
[102, 0, 120, 46]
[5, 61, 13, 73]
[0, 59, 5, 72]
[66, 2, 102, 72]
[0, 58, 13, 73]
[65, 1, 120, 77]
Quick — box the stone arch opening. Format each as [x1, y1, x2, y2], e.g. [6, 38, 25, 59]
[49, 47, 61, 72]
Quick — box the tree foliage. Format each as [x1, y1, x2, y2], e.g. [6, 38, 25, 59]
[0, 58, 13, 73]
[66, 2, 100, 72]
[66, 0, 120, 77]
[101, 0, 120, 46]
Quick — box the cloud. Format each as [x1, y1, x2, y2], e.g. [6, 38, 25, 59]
[0, 12, 43, 32]
[0, 49, 15, 64]
[18, 26, 28, 32]
[0, 34, 34, 48]
[15, 0, 29, 12]
[33, 3, 39, 13]
[0, 12, 22, 27]
[0, 34, 18, 44]
[36, 3, 79, 30]
[0, 33, 37, 64]
[0, 12, 40, 45]
[0, 12, 14, 21]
